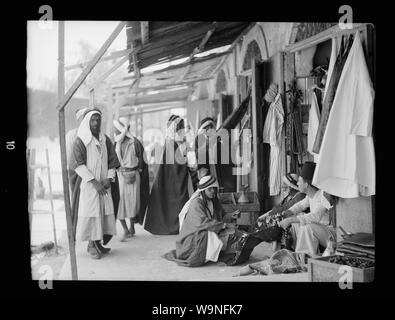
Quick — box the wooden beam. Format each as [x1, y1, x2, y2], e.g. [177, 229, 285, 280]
[119, 104, 185, 117]
[176, 22, 217, 83]
[140, 21, 149, 45]
[87, 55, 129, 91]
[57, 21, 78, 280]
[123, 50, 231, 81]
[285, 23, 367, 52]
[57, 21, 126, 111]
[65, 48, 133, 71]
[125, 87, 191, 105]
[113, 76, 213, 91]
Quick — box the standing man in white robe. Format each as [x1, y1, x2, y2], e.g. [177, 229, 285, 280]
[113, 118, 149, 241]
[72, 109, 120, 259]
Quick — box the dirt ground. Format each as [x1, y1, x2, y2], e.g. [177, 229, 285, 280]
[58, 224, 308, 281]
[31, 230, 69, 280]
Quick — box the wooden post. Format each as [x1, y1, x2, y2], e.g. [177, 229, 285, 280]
[106, 83, 114, 138]
[89, 88, 95, 108]
[45, 148, 58, 254]
[58, 21, 78, 280]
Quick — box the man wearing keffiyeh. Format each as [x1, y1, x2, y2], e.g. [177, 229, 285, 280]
[69, 108, 120, 259]
[113, 117, 149, 241]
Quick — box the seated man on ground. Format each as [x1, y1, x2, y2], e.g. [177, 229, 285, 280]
[163, 175, 261, 267]
[276, 162, 335, 260]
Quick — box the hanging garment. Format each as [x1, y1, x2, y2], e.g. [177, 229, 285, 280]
[285, 81, 305, 173]
[313, 87, 323, 114]
[313, 32, 375, 198]
[313, 35, 354, 154]
[263, 93, 285, 196]
[307, 91, 321, 163]
[323, 38, 338, 102]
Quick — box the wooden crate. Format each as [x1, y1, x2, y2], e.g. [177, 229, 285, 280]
[218, 192, 261, 232]
[218, 192, 260, 213]
[307, 255, 375, 283]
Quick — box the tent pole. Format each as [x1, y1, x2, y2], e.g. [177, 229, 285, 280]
[58, 21, 78, 280]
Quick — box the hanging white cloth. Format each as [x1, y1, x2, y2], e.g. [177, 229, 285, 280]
[263, 93, 285, 196]
[307, 91, 320, 163]
[313, 32, 375, 198]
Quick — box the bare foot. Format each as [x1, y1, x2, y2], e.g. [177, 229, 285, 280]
[129, 225, 135, 237]
[120, 232, 130, 242]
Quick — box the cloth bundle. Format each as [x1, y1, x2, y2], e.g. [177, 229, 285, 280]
[336, 232, 375, 260]
[234, 249, 307, 277]
[264, 83, 279, 103]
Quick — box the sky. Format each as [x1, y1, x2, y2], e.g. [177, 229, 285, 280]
[27, 21, 231, 92]
[27, 21, 127, 90]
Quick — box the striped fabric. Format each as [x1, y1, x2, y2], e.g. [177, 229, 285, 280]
[263, 93, 285, 196]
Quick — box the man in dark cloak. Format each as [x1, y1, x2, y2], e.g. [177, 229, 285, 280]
[143, 115, 193, 235]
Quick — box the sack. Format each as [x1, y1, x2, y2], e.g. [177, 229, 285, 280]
[122, 170, 136, 184]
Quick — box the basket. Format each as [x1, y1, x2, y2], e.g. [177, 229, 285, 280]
[121, 170, 137, 184]
[307, 255, 374, 282]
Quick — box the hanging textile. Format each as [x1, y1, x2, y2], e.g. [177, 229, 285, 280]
[312, 35, 354, 154]
[285, 96, 305, 173]
[307, 91, 320, 163]
[313, 32, 375, 198]
[263, 93, 285, 196]
[221, 88, 251, 130]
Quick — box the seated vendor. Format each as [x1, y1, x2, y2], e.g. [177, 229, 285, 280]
[277, 162, 336, 258]
[257, 173, 306, 224]
[163, 175, 255, 267]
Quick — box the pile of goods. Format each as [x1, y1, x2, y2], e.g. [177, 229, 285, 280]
[336, 232, 375, 261]
[327, 255, 374, 269]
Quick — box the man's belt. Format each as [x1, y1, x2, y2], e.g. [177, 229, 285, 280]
[119, 166, 139, 172]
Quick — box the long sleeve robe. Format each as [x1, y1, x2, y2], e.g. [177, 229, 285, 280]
[115, 137, 149, 224]
[70, 135, 120, 243]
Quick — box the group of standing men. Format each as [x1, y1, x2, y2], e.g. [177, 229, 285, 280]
[66, 107, 149, 259]
[66, 107, 214, 260]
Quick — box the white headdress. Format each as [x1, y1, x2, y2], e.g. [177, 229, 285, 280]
[76, 109, 102, 147]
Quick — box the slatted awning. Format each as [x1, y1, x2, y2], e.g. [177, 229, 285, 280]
[112, 21, 254, 112]
[126, 21, 250, 71]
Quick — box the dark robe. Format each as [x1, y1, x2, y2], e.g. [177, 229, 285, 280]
[143, 139, 192, 235]
[193, 133, 216, 189]
[193, 130, 236, 192]
[69, 135, 120, 244]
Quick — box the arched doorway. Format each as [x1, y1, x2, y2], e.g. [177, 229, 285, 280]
[215, 69, 227, 93]
[242, 40, 262, 71]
